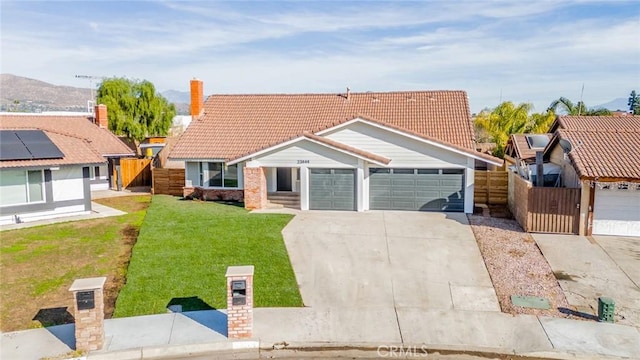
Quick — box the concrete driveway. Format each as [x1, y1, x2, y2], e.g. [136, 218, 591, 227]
[533, 234, 640, 328]
[282, 211, 499, 312]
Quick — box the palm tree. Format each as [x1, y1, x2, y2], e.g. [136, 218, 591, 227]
[475, 101, 554, 158]
[547, 97, 611, 116]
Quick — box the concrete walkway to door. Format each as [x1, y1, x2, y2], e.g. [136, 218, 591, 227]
[282, 211, 500, 311]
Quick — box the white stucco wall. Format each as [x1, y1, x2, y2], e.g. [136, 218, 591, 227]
[550, 145, 580, 188]
[251, 141, 359, 168]
[0, 165, 89, 226]
[51, 166, 85, 201]
[323, 122, 469, 167]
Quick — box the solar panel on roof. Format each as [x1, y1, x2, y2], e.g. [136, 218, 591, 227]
[0, 133, 33, 160]
[525, 135, 550, 149]
[0, 130, 64, 161]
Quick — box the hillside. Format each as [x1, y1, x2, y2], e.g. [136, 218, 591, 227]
[0, 74, 190, 114]
[0, 74, 92, 112]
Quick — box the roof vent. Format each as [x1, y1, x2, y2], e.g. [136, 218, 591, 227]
[346, 87, 351, 101]
[372, 96, 379, 103]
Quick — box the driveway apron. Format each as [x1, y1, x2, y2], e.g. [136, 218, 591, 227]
[281, 211, 499, 311]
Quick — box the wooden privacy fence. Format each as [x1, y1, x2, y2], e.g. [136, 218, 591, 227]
[474, 170, 508, 205]
[508, 171, 581, 234]
[118, 158, 152, 188]
[152, 168, 185, 196]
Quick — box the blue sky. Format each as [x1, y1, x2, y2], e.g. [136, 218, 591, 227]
[1, 1, 639, 113]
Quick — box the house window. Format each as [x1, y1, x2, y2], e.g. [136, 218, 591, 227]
[0, 170, 45, 206]
[197, 162, 238, 188]
[89, 165, 106, 180]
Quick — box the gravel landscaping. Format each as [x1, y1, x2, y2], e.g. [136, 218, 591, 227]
[468, 213, 573, 318]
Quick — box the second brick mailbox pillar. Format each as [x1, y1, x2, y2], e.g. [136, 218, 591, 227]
[226, 265, 254, 338]
[69, 277, 106, 351]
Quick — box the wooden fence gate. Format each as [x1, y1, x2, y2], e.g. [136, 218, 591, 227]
[508, 172, 581, 234]
[152, 168, 185, 196]
[474, 170, 508, 205]
[117, 158, 152, 188]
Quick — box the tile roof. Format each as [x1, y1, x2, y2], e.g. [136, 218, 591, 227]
[549, 116, 640, 181]
[0, 114, 135, 157]
[0, 130, 106, 169]
[170, 91, 478, 161]
[552, 115, 640, 132]
[506, 133, 552, 161]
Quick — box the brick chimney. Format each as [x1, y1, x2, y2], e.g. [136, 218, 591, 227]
[95, 104, 108, 128]
[190, 78, 204, 117]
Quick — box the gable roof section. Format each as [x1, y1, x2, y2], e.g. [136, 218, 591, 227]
[0, 114, 135, 157]
[546, 116, 640, 181]
[549, 115, 640, 132]
[170, 91, 477, 161]
[0, 130, 106, 169]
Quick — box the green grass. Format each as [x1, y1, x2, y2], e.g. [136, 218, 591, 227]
[113, 195, 303, 317]
[0, 195, 150, 331]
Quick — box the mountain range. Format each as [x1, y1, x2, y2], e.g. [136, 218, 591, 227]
[0, 74, 190, 114]
[0, 74, 632, 114]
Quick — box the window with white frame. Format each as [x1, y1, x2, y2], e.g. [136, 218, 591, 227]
[188, 162, 239, 188]
[0, 169, 45, 206]
[89, 165, 107, 180]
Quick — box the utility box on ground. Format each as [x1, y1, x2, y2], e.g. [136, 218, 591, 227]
[598, 297, 615, 323]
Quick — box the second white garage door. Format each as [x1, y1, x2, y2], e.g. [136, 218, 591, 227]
[593, 187, 640, 236]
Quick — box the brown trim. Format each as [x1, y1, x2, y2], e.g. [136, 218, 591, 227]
[586, 184, 595, 236]
[580, 177, 640, 183]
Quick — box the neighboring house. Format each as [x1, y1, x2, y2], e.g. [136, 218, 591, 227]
[504, 133, 552, 166]
[0, 128, 105, 225]
[169, 80, 502, 213]
[0, 105, 135, 191]
[544, 115, 640, 236]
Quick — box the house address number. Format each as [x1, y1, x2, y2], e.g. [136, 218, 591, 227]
[297, 160, 310, 164]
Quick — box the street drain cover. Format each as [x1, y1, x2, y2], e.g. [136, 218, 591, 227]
[511, 295, 551, 309]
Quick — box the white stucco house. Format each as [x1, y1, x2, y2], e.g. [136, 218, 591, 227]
[169, 80, 503, 213]
[0, 106, 134, 225]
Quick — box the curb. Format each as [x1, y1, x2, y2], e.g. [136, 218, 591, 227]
[258, 342, 631, 360]
[85, 340, 260, 360]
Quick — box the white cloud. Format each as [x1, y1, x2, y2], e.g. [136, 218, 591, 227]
[1, 1, 638, 113]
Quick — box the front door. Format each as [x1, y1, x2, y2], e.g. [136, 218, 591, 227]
[277, 168, 292, 191]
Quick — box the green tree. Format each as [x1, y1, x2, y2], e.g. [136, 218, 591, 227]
[628, 90, 640, 115]
[96, 77, 176, 143]
[475, 101, 555, 158]
[547, 97, 611, 116]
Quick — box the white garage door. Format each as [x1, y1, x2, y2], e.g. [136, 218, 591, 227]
[593, 187, 640, 236]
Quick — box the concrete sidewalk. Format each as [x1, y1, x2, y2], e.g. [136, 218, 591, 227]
[0, 202, 126, 231]
[2, 308, 639, 360]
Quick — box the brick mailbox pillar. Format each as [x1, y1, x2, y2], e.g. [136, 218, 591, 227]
[69, 277, 107, 351]
[226, 265, 254, 339]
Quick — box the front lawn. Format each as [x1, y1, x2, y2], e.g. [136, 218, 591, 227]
[113, 195, 302, 317]
[0, 195, 150, 331]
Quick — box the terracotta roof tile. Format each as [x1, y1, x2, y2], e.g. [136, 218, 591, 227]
[555, 115, 640, 131]
[0, 130, 106, 169]
[552, 116, 640, 180]
[170, 91, 478, 161]
[507, 133, 552, 160]
[0, 114, 135, 156]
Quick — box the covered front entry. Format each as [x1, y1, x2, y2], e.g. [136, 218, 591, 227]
[369, 168, 465, 212]
[309, 168, 355, 210]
